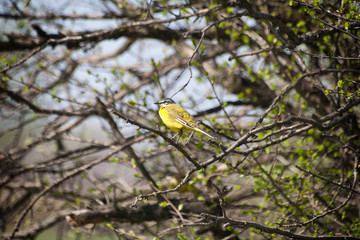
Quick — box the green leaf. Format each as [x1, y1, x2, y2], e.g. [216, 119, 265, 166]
[87, 188, 96, 193]
[177, 233, 188, 240]
[107, 184, 114, 193]
[197, 196, 205, 201]
[109, 157, 119, 163]
[196, 142, 204, 150]
[267, 34, 274, 43]
[337, 80, 344, 88]
[131, 158, 136, 168]
[192, 61, 199, 67]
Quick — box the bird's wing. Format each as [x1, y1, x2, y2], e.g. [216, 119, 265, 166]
[175, 117, 195, 130]
[176, 117, 215, 138]
[171, 105, 215, 139]
[167, 105, 196, 129]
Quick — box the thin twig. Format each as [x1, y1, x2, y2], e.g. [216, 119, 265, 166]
[229, 45, 281, 60]
[201, 213, 360, 240]
[111, 109, 201, 169]
[295, 165, 360, 195]
[1, 39, 50, 73]
[8, 144, 132, 239]
[171, 14, 242, 98]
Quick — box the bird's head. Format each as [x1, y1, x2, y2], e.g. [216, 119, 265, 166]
[154, 98, 175, 107]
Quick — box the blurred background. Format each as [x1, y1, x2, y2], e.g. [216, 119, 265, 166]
[1, 0, 360, 239]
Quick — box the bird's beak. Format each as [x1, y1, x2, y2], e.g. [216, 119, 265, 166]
[154, 101, 160, 105]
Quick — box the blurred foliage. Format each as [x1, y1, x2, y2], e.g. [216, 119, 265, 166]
[0, 0, 360, 239]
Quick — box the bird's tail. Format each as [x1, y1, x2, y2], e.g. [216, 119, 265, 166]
[194, 127, 215, 139]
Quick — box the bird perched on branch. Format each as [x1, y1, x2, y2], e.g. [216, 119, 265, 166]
[155, 98, 215, 143]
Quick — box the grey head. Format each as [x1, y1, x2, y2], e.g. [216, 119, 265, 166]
[154, 98, 175, 106]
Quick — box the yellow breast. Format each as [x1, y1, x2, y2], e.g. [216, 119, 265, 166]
[158, 104, 196, 133]
[159, 106, 183, 132]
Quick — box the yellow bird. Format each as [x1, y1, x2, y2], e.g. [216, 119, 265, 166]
[155, 98, 215, 142]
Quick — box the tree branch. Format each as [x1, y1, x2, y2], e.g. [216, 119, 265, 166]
[201, 213, 360, 240]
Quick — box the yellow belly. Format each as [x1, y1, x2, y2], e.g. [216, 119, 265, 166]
[159, 106, 193, 133]
[159, 108, 183, 132]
